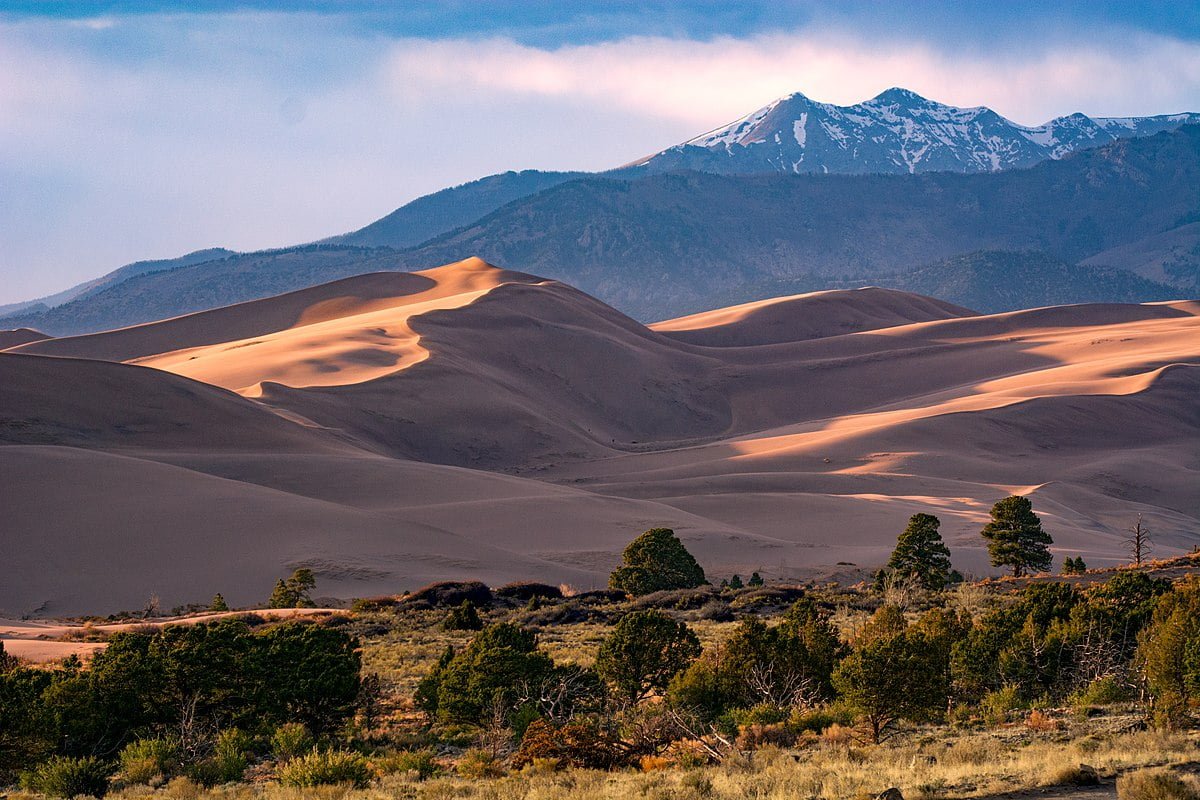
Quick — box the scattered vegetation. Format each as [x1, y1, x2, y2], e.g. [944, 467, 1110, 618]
[6, 517, 1200, 800]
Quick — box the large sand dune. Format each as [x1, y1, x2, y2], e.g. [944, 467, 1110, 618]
[3, 259, 1198, 615]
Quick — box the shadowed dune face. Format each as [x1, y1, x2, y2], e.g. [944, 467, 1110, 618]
[2, 258, 1199, 615]
[0, 328, 49, 350]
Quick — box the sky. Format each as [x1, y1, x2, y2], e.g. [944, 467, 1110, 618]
[2, 1, 1200, 304]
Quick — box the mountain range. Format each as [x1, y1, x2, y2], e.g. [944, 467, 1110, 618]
[3, 89, 1198, 334]
[629, 88, 1200, 176]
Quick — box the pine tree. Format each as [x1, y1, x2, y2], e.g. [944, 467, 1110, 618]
[981, 496, 1053, 577]
[210, 593, 229, 612]
[728, 574, 744, 590]
[747, 572, 764, 587]
[444, 600, 483, 631]
[267, 568, 318, 609]
[268, 579, 294, 609]
[595, 611, 701, 703]
[882, 513, 953, 590]
[609, 528, 706, 596]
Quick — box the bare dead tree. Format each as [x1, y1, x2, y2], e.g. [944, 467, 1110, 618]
[880, 570, 923, 611]
[176, 696, 220, 763]
[476, 693, 516, 760]
[745, 661, 819, 710]
[512, 665, 601, 724]
[1071, 620, 1127, 690]
[1125, 515, 1152, 567]
[664, 708, 738, 763]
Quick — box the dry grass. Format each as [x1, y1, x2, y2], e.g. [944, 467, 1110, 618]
[45, 729, 1189, 800]
[1117, 770, 1200, 800]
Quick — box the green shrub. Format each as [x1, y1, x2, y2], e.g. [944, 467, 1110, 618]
[270, 722, 313, 761]
[268, 568, 317, 608]
[278, 749, 370, 788]
[118, 737, 180, 784]
[789, 705, 854, 733]
[22, 756, 111, 798]
[728, 703, 789, 727]
[595, 610, 700, 703]
[188, 728, 250, 786]
[1071, 676, 1132, 709]
[419, 624, 554, 724]
[456, 749, 504, 779]
[376, 748, 441, 780]
[981, 685, 1024, 724]
[443, 600, 483, 631]
[609, 528, 706, 596]
[1117, 770, 1200, 800]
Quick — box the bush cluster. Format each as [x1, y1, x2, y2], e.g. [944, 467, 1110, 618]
[0, 620, 360, 782]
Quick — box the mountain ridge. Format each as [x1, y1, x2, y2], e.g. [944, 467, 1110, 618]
[3, 97, 1198, 334]
[630, 87, 1200, 176]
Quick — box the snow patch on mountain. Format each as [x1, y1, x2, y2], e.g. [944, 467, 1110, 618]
[793, 113, 807, 147]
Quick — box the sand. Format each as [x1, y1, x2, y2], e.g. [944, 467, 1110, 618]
[650, 287, 975, 346]
[2, 259, 1197, 617]
[0, 327, 49, 350]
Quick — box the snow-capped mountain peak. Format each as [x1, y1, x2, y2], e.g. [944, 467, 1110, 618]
[635, 88, 1200, 176]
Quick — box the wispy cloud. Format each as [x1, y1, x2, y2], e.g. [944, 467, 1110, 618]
[384, 31, 1200, 127]
[1, 11, 1199, 303]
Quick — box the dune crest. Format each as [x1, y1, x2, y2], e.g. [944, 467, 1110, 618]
[0, 327, 49, 350]
[651, 287, 975, 346]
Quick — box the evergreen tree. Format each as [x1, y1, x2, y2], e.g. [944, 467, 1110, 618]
[882, 513, 953, 590]
[595, 611, 700, 704]
[210, 594, 229, 612]
[444, 600, 483, 631]
[981, 496, 1053, 577]
[429, 624, 554, 724]
[268, 580, 293, 609]
[747, 572, 764, 587]
[833, 624, 948, 743]
[1137, 578, 1200, 727]
[609, 528, 706, 596]
[728, 574, 744, 590]
[267, 569, 318, 609]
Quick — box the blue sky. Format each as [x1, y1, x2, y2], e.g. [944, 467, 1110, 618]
[2, 1, 1199, 303]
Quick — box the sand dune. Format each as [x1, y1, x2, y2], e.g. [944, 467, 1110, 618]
[13, 258, 540, 367]
[0, 327, 48, 350]
[2, 258, 1198, 616]
[650, 287, 975, 346]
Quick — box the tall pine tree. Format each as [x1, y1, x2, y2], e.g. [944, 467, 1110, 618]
[881, 513, 952, 590]
[981, 496, 1053, 577]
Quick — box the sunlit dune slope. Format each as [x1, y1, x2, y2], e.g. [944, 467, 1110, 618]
[650, 287, 975, 346]
[12, 258, 542, 389]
